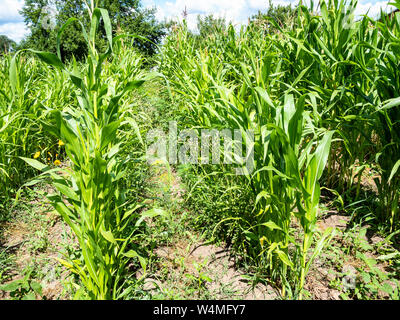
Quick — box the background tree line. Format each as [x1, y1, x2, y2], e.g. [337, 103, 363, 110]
[4, 0, 166, 60]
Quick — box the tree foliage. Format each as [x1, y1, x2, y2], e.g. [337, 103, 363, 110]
[196, 14, 227, 39]
[250, 0, 299, 32]
[0, 35, 16, 54]
[20, 0, 166, 60]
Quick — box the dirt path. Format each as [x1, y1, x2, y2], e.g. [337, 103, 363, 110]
[141, 162, 278, 299]
[0, 184, 74, 299]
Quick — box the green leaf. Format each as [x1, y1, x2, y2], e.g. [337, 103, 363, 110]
[57, 113, 83, 164]
[98, 8, 113, 50]
[125, 80, 145, 91]
[20, 157, 48, 172]
[377, 252, 400, 260]
[9, 51, 19, 94]
[28, 50, 65, 70]
[54, 182, 79, 202]
[255, 87, 275, 109]
[52, 201, 80, 237]
[124, 250, 140, 258]
[30, 281, 42, 295]
[135, 208, 167, 227]
[124, 250, 147, 272]
[255, 191, 269, 207]
[276, 249, 294, 269]
[124, 117, 143, 145]
[100, 229, 116, 244]
[261, 221, 283, 231]
[23, 179, 42, 187]
[22, 292, 36, 300]
[379, 97, 400, 111]
[313, 131, 334, 181]
[56, 17, 84, 59]
[388, 159, 400, 182]
[382, 282, 394, 294]
[100, 120, 121, 151]
[81, 241, 100, 288]
[243, 230, 259, 242]
[0, 280, 22, 292]
[121, 204, 142, 222]
[361, 272, 371, 283]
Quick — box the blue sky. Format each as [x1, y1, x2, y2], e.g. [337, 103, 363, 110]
[0, 0, 395, 43]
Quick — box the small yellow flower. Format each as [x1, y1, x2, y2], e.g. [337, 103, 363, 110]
[33, 151, 41, 159]
[58, 140, 65, 146]
[151, 159, 164, 166]
[54, 160, 61, 166]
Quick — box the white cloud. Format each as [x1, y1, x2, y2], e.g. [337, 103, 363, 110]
[159, 0, 247, 29]
[0, 22, 29, 43]
[0, 0, 396, 42]
[248, 0, 293, 10]
[146, 0, 396, 30]
[144, 0, 250, 30]
[355, 1, 392, 18]
[0, 0, 28, 42]
[0, 0, 24, 23]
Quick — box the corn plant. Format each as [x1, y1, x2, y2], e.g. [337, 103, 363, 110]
[20, 5, 153, 299]
[0, 53, 58, 211]
[161, 19, 337, 297]
[221, 89, 334, 298]
[365, 6, 400, 230]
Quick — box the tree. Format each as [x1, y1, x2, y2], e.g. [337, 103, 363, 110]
[250, 0, 298, 32]
[196, 14, 227, 39]
[0, 35, 16, 54]
[20, 0, 166, 60]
